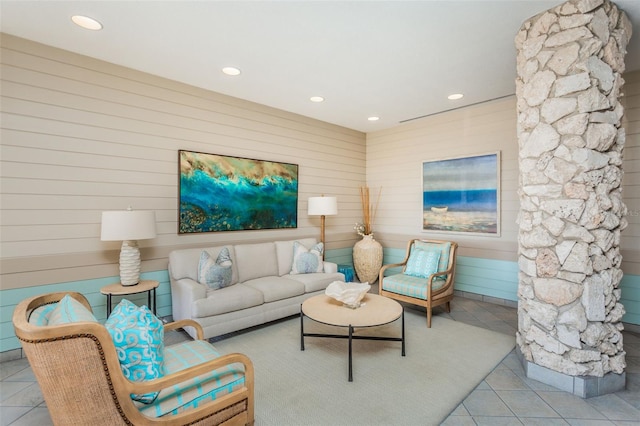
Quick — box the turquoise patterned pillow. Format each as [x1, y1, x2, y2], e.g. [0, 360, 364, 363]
[414, 241, 451, 274]
[405, 248, 441, 279]
[29, 303, 58, 326]
[197, 248, 233, 290]
[48, 294, 98, 325]
[290, 241, 324, 274]
[105, 299, 165, 403]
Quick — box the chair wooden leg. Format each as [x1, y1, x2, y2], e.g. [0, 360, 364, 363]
[427, 307, 432, 328]
[445, 301, 451, 313]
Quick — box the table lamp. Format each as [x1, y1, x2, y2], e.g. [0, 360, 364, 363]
[101, 207, 157, 286]
[308, 195, 338, 249]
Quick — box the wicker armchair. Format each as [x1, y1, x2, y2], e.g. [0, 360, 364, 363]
[13, 291, 254, 425]
[379, 239, 458, 327]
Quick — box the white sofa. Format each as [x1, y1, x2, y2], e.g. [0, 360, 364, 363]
[169, 238, 345, 339]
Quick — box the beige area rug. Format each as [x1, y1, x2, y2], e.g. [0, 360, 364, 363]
[212, 308, 515, 426]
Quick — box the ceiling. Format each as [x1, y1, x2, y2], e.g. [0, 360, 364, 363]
[1, 1, 639, 133]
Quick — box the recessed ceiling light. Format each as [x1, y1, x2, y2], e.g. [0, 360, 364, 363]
[368, 116, 380, 121]
[310, 96, 324, 103]
[448, 93, 464, 100]
[71, 15, 103, 30]
[222, 67, 241, 76]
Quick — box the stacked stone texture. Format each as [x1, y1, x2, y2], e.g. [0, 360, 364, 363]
[515, 0, 631, 377]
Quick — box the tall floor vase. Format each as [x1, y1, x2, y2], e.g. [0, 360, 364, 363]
[353, 234, 383, 284]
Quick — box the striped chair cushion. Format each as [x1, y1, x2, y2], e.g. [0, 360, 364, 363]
[382, 274, 447, 300]
[135, 340, 245, 418]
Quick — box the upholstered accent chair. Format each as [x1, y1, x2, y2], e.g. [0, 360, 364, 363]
[13, 291, 254, 425]
[379, 239, 458, 327]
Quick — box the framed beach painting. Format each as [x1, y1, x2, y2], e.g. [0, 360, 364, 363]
[422, 152, 500, 236]
[178, 150, 299, 233]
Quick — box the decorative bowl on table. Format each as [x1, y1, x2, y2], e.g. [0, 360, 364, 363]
[325, 281, 371, 309]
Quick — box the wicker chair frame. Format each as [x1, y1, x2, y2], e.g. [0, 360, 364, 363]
[379, 239, 458, 328]
[13, 291, 254, 425]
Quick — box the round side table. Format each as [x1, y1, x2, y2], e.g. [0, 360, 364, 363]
[100, 279, 159, 317]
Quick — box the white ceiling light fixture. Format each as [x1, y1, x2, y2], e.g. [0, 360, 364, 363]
[310, 96, 324, 103]
[222, 67, 241, 76]
[448, 93, 464, 100]
[368, 116, 380, 121]
[71, 15, 103, 30]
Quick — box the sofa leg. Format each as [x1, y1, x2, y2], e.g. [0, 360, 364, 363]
[427, 308, 432, 328]
[445, 301, 451, 313]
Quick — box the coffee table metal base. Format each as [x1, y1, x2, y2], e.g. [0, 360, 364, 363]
[300, 304, 405, 382]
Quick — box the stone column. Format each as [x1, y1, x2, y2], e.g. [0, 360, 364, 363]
[515, 0, 631, 397]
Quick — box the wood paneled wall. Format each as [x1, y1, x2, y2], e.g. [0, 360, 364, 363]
[366, 70, 640, 324]
[0, 34, 366, 291]
[366, 96, 521, 258]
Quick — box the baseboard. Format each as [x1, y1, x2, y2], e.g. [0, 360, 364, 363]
[516, 346, 626, 398]
[454, 290, 518, 308]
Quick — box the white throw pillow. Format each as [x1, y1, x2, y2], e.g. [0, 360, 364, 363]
[290, 241, 324, 274]
[197, 247, 233, 290]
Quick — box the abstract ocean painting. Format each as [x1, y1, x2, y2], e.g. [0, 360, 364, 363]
[179, 151, 298, 233]
[422, 152, 499, 235]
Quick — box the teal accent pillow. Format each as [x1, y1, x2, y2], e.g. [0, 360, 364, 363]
[197, 248, 233, 290]
[405, 248, 441, 279]
[290, 241, 324, 274]
[105, 299, 165, 403]
[29, 303, 58, 326]
[414, 241, 451, 273]
[48, 294, 98, 325]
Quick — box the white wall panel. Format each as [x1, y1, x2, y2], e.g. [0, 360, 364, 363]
[366, 96, 520, 254]
[367, 70, 639, 277]
[0, 34, 366, 289]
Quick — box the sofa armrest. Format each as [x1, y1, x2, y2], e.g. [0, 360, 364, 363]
[323, 261, 338, 274]
[169, 277, 207, 322]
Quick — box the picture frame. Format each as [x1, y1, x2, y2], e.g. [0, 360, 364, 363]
[178, 150, 299, 233]
[422, 152, 500, 236]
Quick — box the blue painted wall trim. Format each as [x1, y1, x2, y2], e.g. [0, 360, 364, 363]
[382, 247, 640, 324]
[0, 248, 348, 353]
[3, 248, 638, 353]
[0, 270, 170, 353]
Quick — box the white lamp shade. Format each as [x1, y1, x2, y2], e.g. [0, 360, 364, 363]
[101, 210, 157, 241]
[308, 196, 338, 216]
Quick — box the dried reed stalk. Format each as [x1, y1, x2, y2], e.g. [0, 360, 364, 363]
[360, 186, 381, 235]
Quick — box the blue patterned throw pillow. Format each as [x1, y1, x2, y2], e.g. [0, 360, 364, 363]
[30, 303, 59, 326]
[48, 294, 98, 325]
[405, 248, 441, 279]
[414, 241, 451, 275]
[105, 299, 165, 403]
[290, 241, 324, 274]
[197, 247, 233, 290]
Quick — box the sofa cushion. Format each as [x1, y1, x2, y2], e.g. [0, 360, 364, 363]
[197, 248, 233, 290]
[275, 238, 318, 276]
[105, 299, 165, 403]
[193, 284, 264, 318]
[234, 242, 278, 282]
[169, 246, 239, 286]
[135, 340, 245, 418]
[286, 272, 346, 293]
[290, 241, 324, 274]
[242, 276, 305, 303]
[48, 294, 98, 325]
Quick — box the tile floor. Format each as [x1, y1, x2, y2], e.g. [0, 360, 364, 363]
[1, 296, 638, 425]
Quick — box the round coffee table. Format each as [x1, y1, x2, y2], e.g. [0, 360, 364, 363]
[300, 293, 405, 381]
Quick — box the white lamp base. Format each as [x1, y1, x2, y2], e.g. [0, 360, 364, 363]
[119, 240, 141, 286]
